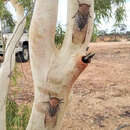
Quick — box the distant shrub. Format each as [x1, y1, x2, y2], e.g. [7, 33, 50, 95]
[55, 24, 65, 48]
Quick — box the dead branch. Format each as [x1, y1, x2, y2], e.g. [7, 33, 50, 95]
[116, 124, 130, 130]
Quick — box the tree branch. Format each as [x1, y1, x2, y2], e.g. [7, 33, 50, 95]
[61, 0, 94, 55]
[29, 0, 58, 56]
[29, 0, 58, 85]
[0, 1, 25, 129]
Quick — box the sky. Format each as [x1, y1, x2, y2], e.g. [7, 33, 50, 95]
[6, 0, 130, 32]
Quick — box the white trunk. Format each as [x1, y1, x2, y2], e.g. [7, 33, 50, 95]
[0, 1, 25, 130]
[27, 0, 94, 130]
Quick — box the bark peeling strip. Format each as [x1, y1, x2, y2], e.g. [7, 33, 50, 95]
[72, 0, 91, 44]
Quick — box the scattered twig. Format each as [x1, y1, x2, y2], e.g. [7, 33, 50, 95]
[17, 53, 27, 80]
[116, 124, 130, 130]
[93, 114, 105, 128]
[120, 111, 130, 118]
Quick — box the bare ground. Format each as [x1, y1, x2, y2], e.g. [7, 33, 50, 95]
[9, 42, 130, 130]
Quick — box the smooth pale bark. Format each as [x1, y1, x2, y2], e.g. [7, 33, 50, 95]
[27, 0, 94, 130]
[0, 1, 25, 130]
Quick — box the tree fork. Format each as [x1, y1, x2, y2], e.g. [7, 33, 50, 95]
[33, 51, 95, 129]
[27, 0, 94, 129]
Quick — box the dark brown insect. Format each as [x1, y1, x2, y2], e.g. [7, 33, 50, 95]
[44, 94, 64, 117]
[73, 0, 91, 31]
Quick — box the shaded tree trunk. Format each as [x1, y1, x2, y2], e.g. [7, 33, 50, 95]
[27, 0, 94, 129]
[0, 1, 25, 129]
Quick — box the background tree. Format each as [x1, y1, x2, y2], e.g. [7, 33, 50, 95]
[16, 0, 33, 30]
[93, 0, 126, 41]
[94, 0, 126, 23]
[111, 23, 127, 40]
[119, 23, 127, 34]
[97, 30, 108, 41]
[0, 0, 15, 31]
[0, 0, 28, 129]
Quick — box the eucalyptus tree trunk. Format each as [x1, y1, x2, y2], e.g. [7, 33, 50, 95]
[27, 0, 94, 130]
[0, 1, 25, 129]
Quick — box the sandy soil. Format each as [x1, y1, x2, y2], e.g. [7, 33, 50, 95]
[9, 42, 130, 130]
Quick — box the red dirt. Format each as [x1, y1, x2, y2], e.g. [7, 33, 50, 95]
[9, 42, 130, 130]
